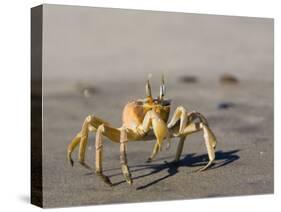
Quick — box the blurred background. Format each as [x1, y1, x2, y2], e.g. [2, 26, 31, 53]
[40, 4, 273, 207]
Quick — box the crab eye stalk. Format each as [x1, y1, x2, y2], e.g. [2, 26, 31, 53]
[146, 79, 152, 98]
[159, 74, 165, 100]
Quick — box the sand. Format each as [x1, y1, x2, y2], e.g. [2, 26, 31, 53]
[39, 4, 273, 207]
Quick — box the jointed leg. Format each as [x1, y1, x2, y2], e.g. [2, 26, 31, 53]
[95, 124, 112, 186]
[120, 126, 133, 185]
[67, 115, 121, 169]
[78, 118, 92, 169]
[169, 106, 217, 171]
[172, 123, 201, 162]
[167, 106, 188, 134]
[67, 116, 92, 169]
[68, 115, 136, 186]
[174, 136, 187, 162]
[168, 107, 198, 162]
[181, 122, 217, 171]
[146, 143, 160, 163]
[199, 124, 216, 171]
[78, 135, 91, 169]
[168, 106, 209, 134]
[67, 134, 81, 166]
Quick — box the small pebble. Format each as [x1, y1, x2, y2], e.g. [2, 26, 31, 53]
[218, 102, 235, 109]
[220, 73, 239, 84]
[179, 75, 198, 83]
[76, 83, 99, 98]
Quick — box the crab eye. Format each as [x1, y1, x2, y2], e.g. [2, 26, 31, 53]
[161, 100, 171, 106]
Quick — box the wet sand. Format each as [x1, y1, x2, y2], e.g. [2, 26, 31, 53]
[42, 78, 273, 207]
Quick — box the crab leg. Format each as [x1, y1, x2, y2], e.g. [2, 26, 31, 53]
[95, 125, 103, 173]
[67, 133, 81, 167]
[120, 126, 133, 185]
[67, 116, 93, 169]
[95, 124, 113, 186]
[167, 106, 188, 133]
[173, 123, 201, 162]
[78, 117, 92, 169]
[169, 107, 217, 171]
[180, 122, 217, 171]
[199, 124, 217, 171]
[174, 135, 187, 162]
[146, 143, 160, 162]
[67, 115, 121, 169]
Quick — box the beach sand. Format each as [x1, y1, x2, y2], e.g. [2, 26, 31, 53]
[39, 5, 273, 207]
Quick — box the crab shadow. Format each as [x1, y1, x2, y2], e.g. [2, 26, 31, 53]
[107, 149, 240, 189]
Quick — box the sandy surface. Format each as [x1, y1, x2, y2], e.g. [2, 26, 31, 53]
[40, 4, 273, 208]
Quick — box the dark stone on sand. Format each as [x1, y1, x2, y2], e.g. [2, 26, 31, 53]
[220, 74, 239, 84]
[218, 102, 235, 109]
[179, 75, 198, 83]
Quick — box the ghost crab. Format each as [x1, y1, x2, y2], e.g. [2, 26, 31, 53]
[67, 76, 217, 186]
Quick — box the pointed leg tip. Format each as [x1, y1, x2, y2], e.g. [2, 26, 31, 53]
[104, 177, 113, 186]
[146, 158, 152, 163]
[79, 161, 92, 170]
[123, 172, 133, 185]
[196, 163, 213, 172]
[171, 160, 180, 166]
[96, 172, 113, 186]
[103, 179, 113, 187]
[198, 167, 208, 172]
[125, 177, 133, 185]
[196, 168, 204, 173]
[68, 158, 74, 167]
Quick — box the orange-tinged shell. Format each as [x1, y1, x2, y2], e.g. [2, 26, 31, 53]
[122, 101, 146, 129]
[122, 100, 171, 129]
